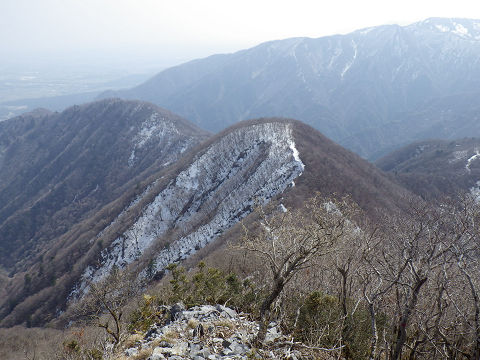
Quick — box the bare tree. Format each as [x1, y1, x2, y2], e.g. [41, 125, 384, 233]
[241, 194, 359, 344]
[79, 267, 141, 346]
[357, 198, 480, 360]
[321, 209, 371, 358]
[442, 195, 480, 359]
[397, 195, 480, 359]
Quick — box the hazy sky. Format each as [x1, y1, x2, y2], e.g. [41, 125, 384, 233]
[3, 0, 480, 70]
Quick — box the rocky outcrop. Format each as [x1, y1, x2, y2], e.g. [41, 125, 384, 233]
[122, 303, 328, 360]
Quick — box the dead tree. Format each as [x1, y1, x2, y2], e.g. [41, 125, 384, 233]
[241, 194, 359, 344]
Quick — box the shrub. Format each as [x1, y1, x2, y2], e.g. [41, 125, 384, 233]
[128, 262, 259, 333]
[165, 262, 257, 309]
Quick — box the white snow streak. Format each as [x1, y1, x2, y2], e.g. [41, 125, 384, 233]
[435, 25, 449, 33]
[341, 40, 357, 78]
[289, 139, 305, 171]
[466, 149, 480, 172]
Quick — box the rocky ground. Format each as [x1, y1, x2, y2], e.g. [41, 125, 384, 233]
[119, 303, 336, 360]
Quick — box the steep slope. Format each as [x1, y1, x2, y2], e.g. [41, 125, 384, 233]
[0, 99, 209, 272]
[69, 119, 307, 300]
[102, 17, 480, 158]
[376, 138, 480, 199]
[74, 118, 412, 298]
[0, 117, 412, 327]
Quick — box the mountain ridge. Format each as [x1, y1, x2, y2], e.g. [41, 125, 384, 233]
[376, 137, 480, 199]
[0, 98, 209, 271]
[99, 17, 480, 158]
[0, 115, 413, 328]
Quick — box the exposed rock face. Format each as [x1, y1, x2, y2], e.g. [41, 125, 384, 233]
[0, 99, 209, 327]
[122, 303, 317, 360]
[76, 121, 305, 293]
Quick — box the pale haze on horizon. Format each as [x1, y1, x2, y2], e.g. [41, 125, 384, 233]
[2, 0, 480, 71]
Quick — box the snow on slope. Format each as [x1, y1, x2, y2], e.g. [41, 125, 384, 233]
[128, 110, 182, 166]
[74, 122, 304, 295]
[466, 148, 480, 172]
[470, 181, 480, 200]
[341, 40, 358, 78]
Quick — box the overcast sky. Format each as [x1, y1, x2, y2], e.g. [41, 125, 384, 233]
[3, 0, 480, 71]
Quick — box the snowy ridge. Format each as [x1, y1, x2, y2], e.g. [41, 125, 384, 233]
[420, 18, 480, 40]
[128, 111, 181, 166]
[76, 122, 304, 293]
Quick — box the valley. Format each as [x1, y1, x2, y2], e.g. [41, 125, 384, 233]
[0, 68, 156, 121]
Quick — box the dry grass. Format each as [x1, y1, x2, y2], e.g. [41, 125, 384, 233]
[133, 347, 152, 360]
[187, 318, 199, 329]
[160, 330, 180, 343]
[213, 320, 235, 330]
[149, 337, 164, 348]
[122, 333, 143, 349]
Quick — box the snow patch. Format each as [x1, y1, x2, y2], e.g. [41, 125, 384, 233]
[359, 27, 374, 35]
[77, 122, 305, 293]
[450, 150, 468, 163]
[128, 111, 180, 166]
[452, 23, 469, 37]
[435, 25, 450, 33]
[466, 149, 480, 172]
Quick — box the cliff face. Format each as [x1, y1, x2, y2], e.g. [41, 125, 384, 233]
[74, 121, 305, 296]
[0, 99, 210, 327]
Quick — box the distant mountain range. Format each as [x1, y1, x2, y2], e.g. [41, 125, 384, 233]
[100, 17, 480, 159]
